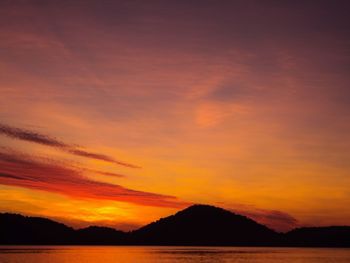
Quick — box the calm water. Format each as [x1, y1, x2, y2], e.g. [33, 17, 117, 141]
[0, 246, 349, 263]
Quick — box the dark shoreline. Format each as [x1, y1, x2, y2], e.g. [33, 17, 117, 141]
[1, 205, 349, 248]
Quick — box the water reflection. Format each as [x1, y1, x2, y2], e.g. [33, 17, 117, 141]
[0, 246, 349, 263]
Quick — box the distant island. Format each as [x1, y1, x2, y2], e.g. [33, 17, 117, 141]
[1, 205, 349, 247]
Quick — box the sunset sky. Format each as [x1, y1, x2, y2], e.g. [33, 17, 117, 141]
[0, 0, 349, 232]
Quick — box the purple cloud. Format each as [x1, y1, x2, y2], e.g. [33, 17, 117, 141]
[0, 151, 187, 208]
[0, 123, 140, 168]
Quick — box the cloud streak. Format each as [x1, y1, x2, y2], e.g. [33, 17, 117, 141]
[0, 151, 186, 208]
[236, 208, 298, 233]
[218, 202, 298, 232]
[0, 123, 140, 168]
[0, 124, 66, 147]
[81, 168, 126, 178]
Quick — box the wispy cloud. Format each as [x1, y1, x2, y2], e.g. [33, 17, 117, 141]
[218, 202, 298, 232]
[0, 151, 186, 208]
[0, 123, 140, 168]
[236, 208, 298, 233]
[79, 168, 126, 178]
[0, 123, 66, 147]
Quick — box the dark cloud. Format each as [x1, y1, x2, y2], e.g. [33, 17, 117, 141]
[81, 168, 126, 178]
[0, 123, 66, 147]
[236, 208, 298, 233]
[217, 202, 298, 232]
[0, 172, 25, 180]
[0, 151, 186, 208]
[0, 123, 140, 168]
[0, 150, 126, 178]
[69, 149, 140, 168]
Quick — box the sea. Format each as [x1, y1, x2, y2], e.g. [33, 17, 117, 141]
[0, 246, 349, 262]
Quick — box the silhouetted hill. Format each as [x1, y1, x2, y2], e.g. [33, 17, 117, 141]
[132, 204, 280, 245]
[285, 226, 350, 247]
[0, 213, 127, 245]
[0, 213, 74, 244]
[1, 206, 349, 247]
[76, 226, 127, 244]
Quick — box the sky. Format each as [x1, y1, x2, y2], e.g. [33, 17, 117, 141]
[0, 0, 349, 232]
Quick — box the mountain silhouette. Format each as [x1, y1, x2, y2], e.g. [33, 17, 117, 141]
[285, 226, 350, 247]
[0, 213, 74, 244]
[76, 226, 127, 245]
[1, 205, 349, 247]
[132, 204, 279, 245]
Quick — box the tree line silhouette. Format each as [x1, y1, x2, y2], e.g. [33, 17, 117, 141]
[1, 205, 349, 247]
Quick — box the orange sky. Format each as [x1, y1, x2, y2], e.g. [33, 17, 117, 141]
[0, 0, 349, 232]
